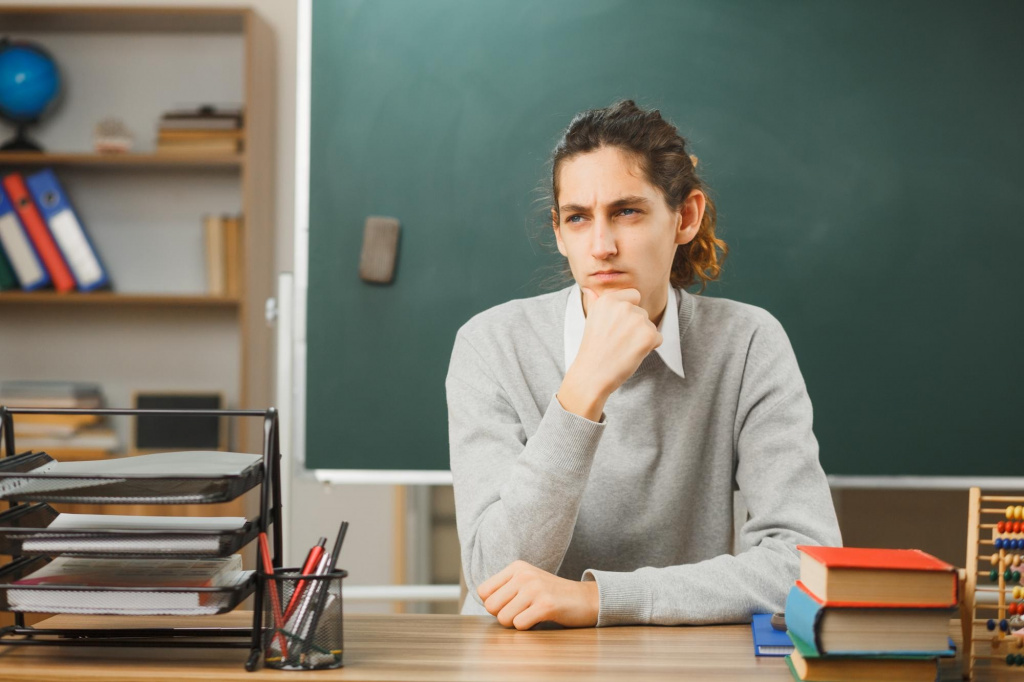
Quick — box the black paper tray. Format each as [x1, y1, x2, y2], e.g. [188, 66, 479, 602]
[0, 555, 256, 616]
[0, 503, 259, 558]
[0, 451, 263, 504]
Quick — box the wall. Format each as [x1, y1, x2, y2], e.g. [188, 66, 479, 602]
[0, 0, 987, 614]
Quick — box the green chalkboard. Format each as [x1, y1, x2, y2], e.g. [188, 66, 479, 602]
[306, 0, 1024, 475]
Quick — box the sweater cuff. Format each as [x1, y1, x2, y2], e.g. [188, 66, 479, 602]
[582, 569, 653, 626]
[530, 394, 606, 475]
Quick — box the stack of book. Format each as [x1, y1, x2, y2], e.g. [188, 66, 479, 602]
[157, 106, 244, 155]
[784, 546, 958, 682]
[1, 381, 118, 459]
[0, 169, 109, 293]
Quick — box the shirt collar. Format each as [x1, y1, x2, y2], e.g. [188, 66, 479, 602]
[563, 282, 685, 379]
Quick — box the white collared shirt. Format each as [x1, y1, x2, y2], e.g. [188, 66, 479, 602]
[563, 282, 685, 379]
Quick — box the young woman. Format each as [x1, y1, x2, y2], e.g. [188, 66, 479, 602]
[446, 100, 841, 630]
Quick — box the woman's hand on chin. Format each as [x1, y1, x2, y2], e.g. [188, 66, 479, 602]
[477, 560, 600, 630]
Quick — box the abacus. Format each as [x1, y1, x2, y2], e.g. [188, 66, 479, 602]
[964, 488, 1024, 680]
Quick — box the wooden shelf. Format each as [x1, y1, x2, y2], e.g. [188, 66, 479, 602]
[0, 7, 246, 33]
[0, 292, 240, 308]
[0, 152, 243, 169]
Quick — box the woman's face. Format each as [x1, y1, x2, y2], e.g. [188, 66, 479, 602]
[552, 145, 703, 323]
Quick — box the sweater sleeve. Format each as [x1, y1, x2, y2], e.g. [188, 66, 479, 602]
[582, 314, 842, 626]
[447, 328, 606, 607]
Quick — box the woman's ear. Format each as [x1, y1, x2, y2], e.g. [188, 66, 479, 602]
[552, 208, 568, 257]
[675, 189, 706, 245]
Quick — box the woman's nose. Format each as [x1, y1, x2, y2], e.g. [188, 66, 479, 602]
[590, 218, 617, 259]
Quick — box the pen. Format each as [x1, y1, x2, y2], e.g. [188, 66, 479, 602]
[283, 553, 330, 665]
[299, 520, 349, 661]
[283, 536, 326, 621]
[258, 532, 288, 659]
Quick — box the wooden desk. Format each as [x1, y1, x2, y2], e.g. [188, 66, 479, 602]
[0, 612, 794, 681]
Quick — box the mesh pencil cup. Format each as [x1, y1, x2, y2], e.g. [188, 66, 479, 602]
[261, 566, 346, 670]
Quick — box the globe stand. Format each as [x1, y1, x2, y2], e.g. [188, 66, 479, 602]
[0, 124, 44, 152]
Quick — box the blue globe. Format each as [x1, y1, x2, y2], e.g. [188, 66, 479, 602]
[0, 40, 61, 124]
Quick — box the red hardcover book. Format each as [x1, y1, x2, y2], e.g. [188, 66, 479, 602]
[2, 173, 75, 292]
[796, 546, 958, 608]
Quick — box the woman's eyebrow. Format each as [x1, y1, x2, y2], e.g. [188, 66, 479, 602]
[607, 195, 650, 209]
[559, 203, 590, 214]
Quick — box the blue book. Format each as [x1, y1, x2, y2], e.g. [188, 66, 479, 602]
[0, 185, 50, 290]
[25, 169, 109, 291]
[785, 583, 955, 657]
[751, 613, 794, 657]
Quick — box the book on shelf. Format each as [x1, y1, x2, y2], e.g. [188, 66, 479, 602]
[0, 181, 50, 291]
[12, 427, 119, 454]
[25, 169, 109, 292]
[2, 173, 76, 293]
[7, 554, 250, 614]
[0, 243, 17, 291]
[157, 105, 243, 153]
[160, 105, 243, 129]
[0, 380, 104, 409]
[797, 545, 958, 608]
[204, 213, 242, 297]
[157, 138, 240, 154]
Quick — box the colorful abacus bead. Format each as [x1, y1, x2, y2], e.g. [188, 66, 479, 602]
[1014, 571, 1022, 583]
[1017, 654, 1024, 666]
[1000, 619, 1010, 632]
[989, 619, 998, 630]
[1001, 521, 1008, 533]
[1016, 505, 1023, 520]
[1008, 506, 1015, 520]
[992, 553, 1001, 565]
[991, 569, 1000, 582]
[996, 539, 1004, 550]
[1015, 586, 1024, 600]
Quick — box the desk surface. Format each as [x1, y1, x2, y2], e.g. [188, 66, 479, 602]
[0, 612, 795, 681]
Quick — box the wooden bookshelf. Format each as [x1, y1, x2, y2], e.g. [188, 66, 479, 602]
[0, 152, 243, 168]
[0, 293, 241, 307]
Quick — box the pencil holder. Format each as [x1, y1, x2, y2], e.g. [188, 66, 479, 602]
[261, 566, 347, 670]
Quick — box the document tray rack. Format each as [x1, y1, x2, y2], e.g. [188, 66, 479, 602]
[0, 555, 257, 615]
[0, 451, 264, 505]
[0, 406, 283, 672]
[0, 503, 260, 558]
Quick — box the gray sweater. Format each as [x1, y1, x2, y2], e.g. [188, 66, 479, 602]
[446, 285, 841, 626]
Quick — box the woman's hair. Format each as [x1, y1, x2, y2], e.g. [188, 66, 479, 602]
[550, 100, 727, 291]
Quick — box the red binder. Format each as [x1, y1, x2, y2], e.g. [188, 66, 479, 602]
[2, 173, 75, 292]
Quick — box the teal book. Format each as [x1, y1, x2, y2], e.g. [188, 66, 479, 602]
[785, 583, 954, 657]
[0, 242, 17, 290]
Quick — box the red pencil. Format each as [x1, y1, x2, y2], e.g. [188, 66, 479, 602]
[258, 532, 288, 659]
[283, 537, 326, 621]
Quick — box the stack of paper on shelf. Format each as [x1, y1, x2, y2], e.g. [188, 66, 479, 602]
[0, 450, 262, 504]
[18, 509, 247, 554]
[1, 381, 116, 459]
[157, 105, 243, 154]
[8, 554, 251, 614]
[784, 546, 958, 682]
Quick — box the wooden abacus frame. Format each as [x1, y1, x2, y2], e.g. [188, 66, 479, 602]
[963, 488, 1024, 680]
